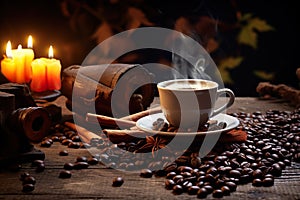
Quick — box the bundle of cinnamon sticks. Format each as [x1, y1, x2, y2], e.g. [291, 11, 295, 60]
[65, 106, 247, 145]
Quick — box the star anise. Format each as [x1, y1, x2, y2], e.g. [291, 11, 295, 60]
[136, 136, 169, 158]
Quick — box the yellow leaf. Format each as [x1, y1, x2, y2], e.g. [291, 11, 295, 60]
[238, 26, 257, 48]
[250, 18, 274, 32]
[219, 68, 233, 84]
[218, 57, 244, 69]
[218, 57, 243, 84]
[239, 13, 253, 21]
[253, 70, 275, 80]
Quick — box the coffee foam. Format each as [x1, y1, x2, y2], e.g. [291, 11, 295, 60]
[163, 80, 214, 90]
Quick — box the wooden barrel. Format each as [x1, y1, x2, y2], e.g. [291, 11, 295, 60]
[61, 64, 155, 117]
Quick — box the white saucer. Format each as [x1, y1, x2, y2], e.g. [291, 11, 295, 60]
[136, 113, 240, 136]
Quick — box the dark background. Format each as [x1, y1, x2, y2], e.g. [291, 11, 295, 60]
[0, 0, 299, 96]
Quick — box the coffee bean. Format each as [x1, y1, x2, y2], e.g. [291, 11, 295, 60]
[68, 142, 81, 148]
[73, 162, 89, 170]
[59, 150, 69, 156]
[59, 170, 72, 178]
[22, 184, 35, 192]
[177, 166, 193, 173]
[31, 160, 44, 167]
[203, 185, 213, 194]
[207, 167, 218, 176]
[71, 135, 81, 142]
[225, 181, 237, 192]
[64, 162, 74, 170]
[182, 181, 192, 191]
[197, 188, 208, 198]
[212, 189, 224, 198]
[112, 177, 124, 187]
[229, 170, 241, 178]
[61, 139, 72, 145]
[20, 172, 30, 181]
[172, 185, 183, 195]
[187, 185, 199, 195]
[40, 140, 52, 147]
[76, 156, 88, 162]
[140, 169, 153, 178]
[22, 176, 36, 185]
[252, 178, 263, 187]
[270, 163, 282, 177]
[253, 169, 263, 178]
[87, 157, 99, 165]
[35, 163, 45, 173]
[165, 179, 175, 190]
[221, 186, 231, 196]
[166, 172, 177, 179]
[262, 177, 274, 187]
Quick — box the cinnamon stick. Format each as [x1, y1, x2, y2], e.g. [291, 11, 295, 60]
[64, 121, 102, 143]
[120, 106, 162, 122]
[103, 129, 153, 144]
[86, 113, 136, 128]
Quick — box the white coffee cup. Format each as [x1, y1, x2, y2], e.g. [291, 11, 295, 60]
[157, 79, 235, 128]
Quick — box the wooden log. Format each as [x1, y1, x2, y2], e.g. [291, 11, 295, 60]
[61, 64, 155, 117]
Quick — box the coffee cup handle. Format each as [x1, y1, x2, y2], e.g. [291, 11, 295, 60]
[212, 88, 235, 117]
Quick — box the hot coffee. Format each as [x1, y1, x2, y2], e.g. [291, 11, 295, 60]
[157, 79, 235, 128]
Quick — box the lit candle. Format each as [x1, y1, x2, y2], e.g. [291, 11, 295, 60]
[11, 44, 26, 83]
[45, 45, 61, 90]
[30, 45, 61, 92]
[30, 58, 47, 92]
[0, 41, 16, 82]
[22, 35, 35, 82]
[0, 36, 35, 83]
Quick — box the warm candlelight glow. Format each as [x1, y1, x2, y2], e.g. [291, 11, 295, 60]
[6, 41, 12, 58]
[48, 45, 53, 58]
[31, 44, 61, 92]
[17, 44, 22, 50]
[27, 35, 33, 48]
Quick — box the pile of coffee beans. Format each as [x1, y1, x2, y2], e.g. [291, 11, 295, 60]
[158, 109, 300, 198]
[34, 108, 300, 197]
[40, 126, 91, 149]
[19, 172, 36, 192]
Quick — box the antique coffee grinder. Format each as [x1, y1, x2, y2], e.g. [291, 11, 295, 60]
[0, 83, 60, 168]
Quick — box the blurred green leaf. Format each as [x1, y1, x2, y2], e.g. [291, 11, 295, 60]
[253, 70, 275, 80]
[219, 57, 244, 69]
[237, 15, 274, 49]
[218, 57, 244, 84]
[250, 17, 274, 32]
[239, 13, 253, 21]
[238, 26, 258, 48]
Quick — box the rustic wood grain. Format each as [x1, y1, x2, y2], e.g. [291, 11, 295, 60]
[0, 97, 299, 200]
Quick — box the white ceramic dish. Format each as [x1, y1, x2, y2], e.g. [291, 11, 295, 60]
[136, 113, 239, 136]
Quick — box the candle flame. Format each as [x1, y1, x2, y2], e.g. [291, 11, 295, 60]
[28, 35, 33, 48]
[17, 44, 22, 50]
[48, 45, 53, 58]
[6, 41, 12, 58]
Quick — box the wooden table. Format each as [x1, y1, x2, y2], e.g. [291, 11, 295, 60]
[0, 97, 299, 200]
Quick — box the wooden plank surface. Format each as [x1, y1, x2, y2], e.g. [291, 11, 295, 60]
[0, 97, 299, 200]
